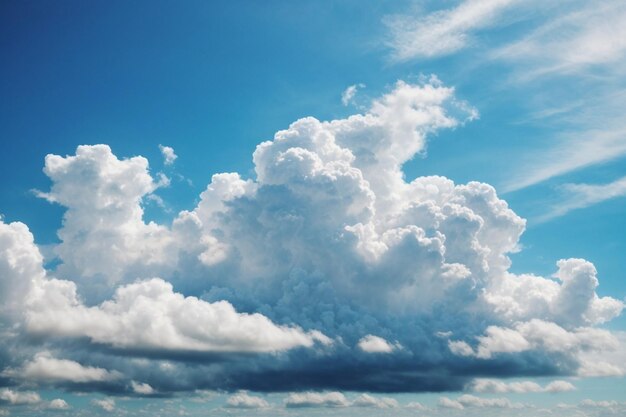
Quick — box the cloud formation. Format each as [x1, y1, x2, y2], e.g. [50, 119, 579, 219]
[538, 175, 626, 221]
[468, 378, 575, 393]
[0, 79, 622, 399]
[439, 394, 523, 409]
[225, 392, 270, 409]
[385, 0, 520, 61]
[3, 352, 122, 383]
[159, 144, 178, 165]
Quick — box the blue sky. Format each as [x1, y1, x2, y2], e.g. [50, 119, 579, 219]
[1, 1, 625, 416]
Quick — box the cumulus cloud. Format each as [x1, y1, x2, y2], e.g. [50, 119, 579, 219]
[579, 399, 621, 408]
[0, 389, 41, 405]
[468, 379, 575, 393]
[450, 318, 620, 363]
[0, 218, 325, 360]
[225, 392, 270, 409]
[285, 392, 349, 408]
[48, 399, 70, 410]
[3, 352, 122, 383]
[439, 394, 523, 409]
[131, 381, 155, 395]
[406, 401, 427, 410]
[0, 78, 623, 397]
[92, 398, 115, 412]
[352, 393, 398, 408]
[25, 275, 324, 353]
[283, 392, 399, 409]
[159, 144, 177, 165]
[357, 335, 400, 353]
[483, 258, 623, 328]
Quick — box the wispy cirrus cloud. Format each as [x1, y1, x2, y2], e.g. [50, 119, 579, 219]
[503, 128, 626, 192]
[536, 175, 626, 222]
[385, 0, 521, 61]
[493, 1, 626, 80]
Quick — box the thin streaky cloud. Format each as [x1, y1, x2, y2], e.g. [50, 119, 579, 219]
[385, 0, 521, 61]
[535, 175, 626, 223]
[493, 1, 626, 81]
[503, 128, 626, 192]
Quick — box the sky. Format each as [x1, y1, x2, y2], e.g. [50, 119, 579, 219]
[1, 1, 626, 416]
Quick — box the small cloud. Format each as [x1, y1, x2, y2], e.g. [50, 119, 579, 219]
[438, 397, 464, 409]
[580, 399, 619, 408]
[225, 391, 269, 409]
[285, 392, 349, 408]
[131, 381, 155, 395]
[0, 389, 41, 405]
[385, 0, 518, 61]
[440, 394, 522, 410]
[341, 83, 365, 106]
[48, 399, 70, 410]
[92, 398, 115, 412]
[357, 334, 400, 353]
[4, 352, 122, 383]
[468, 378, 575, 394]
[352, 394, 398, 408]
[406, 401, 427, 410]
[159, 144, 178, 166]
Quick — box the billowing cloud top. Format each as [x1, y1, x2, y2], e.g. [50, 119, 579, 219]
[0, 79, 622, 397]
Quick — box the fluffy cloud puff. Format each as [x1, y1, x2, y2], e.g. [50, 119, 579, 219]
[3, 352, 122, 383]
[0, 220, 323, 355]
[0, 389, 40, 405]
[225, 392, 270, 409]
[468, 379, 576, 393]
[439, 394, 523, 410]
[0, 79, 623, 395]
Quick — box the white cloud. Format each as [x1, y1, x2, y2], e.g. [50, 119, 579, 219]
[357, 334, 399, 353]
[438, 396, 464, 409]
[405, 401, 427, 410]
[283, 392, 398, 409]
[25, 276, 325, 353]
[0, 220, 325, 354]
[0, 77, 623, 397]
[48, 399, 70, 410]
[545, 380, 577, 393]
[503, 128, 626, 192]
[439, 394, 522, 409]
[341, 83, 364, 106]
[352, 394, 398, 408]
[159, 144, 177, 165]
[0, 389, 41, 405]
[285, 392, 350, 408]
[131, 381, 155, 395]
[386, 0, 520, 61]
[4, 352, 122, 383]
[577, 331, 626, 377]
[469, 378, 575, 394]
[225, 392, 269, 409]
[494, 1, 626, 79]
[580, 399, 620, 408]
[37, 144, 175, 285]
[483, 259, 623, 328]
[450, 318, 621, 369]
[92, 398, 115, 412]
[538, 175, 626, 221]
